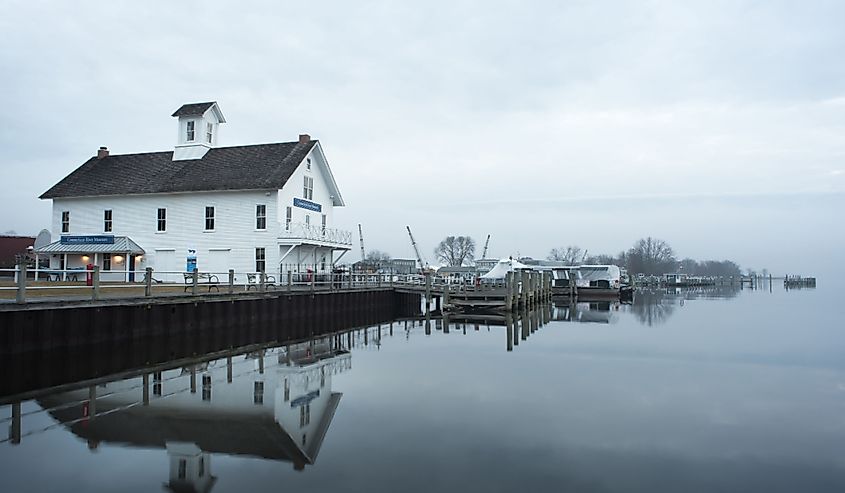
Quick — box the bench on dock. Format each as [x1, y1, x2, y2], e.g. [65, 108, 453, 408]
[183, 272, 220, 292]
[246, 273, 276, 290]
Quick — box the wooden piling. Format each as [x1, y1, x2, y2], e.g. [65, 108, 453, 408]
[228, 269, 235, 294]
[145, 267, 153, 297]
[92, 266, 100, 301]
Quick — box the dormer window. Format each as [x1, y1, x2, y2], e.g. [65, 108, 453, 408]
[206, 123, 213, 144]
[186, 121, 195, 141]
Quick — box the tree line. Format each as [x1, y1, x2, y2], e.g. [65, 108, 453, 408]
[364, 234, 743, 277]
[548, 237, 742, 277]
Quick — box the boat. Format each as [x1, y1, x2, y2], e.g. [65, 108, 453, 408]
[550, 264, 632, 300]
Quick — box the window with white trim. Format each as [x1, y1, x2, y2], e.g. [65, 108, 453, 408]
[255, 247, 266, 273]
[205, 206, 215, 231]
[102, 253, 112, 271]
[303, 176, 313, 200]
[206, 122, 213, 144]
[103, 210, 112, 232]
[256, 204, 266, 230]
[61, 211, 70, 233]
[306, 157, 311, 170]
[157, 208, 166, 232]
[186, 121, 195, 141]
[285, 206, 292, 231]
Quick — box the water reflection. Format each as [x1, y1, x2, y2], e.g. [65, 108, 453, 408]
[28, 336, 351, 487]
[628, 286, 741, 326]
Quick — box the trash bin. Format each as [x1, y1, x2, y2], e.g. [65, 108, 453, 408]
[86, 263, 94, 286]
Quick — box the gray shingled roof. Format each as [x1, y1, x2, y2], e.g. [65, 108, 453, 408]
[171, 101, 216, 117]
[40, 141, 317, 199]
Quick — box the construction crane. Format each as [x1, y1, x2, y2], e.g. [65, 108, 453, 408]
[358, 224, 366, 261]
[581, 249, 589, 264]
[481, 234, 491, 259]
[406, 226, 425, 270]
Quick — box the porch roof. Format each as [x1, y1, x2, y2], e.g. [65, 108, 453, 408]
[35, 236, 145, 255]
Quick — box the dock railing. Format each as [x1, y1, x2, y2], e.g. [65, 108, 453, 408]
[1, 261, 545, 306]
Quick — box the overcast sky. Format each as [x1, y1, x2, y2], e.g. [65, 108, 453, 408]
[1, 1, 842, 275]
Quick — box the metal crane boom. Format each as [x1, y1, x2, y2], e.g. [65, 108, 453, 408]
[406, 226, 424, 269]
[358, 224, 365, 261]
[481, 234, 491, 259]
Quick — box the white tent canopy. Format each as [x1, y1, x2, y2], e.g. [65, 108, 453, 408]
[481, 258, 530, 280]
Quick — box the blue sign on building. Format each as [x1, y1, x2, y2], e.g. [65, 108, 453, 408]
[293, 197, 322, 212]
[60, 235, 115, 245]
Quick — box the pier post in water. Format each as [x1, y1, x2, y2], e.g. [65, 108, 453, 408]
[192, 270, 199, 295]
[10, 402, 21, 444]
[145, 267, 153, 297]
[506, 312, 514, 352]
[228, 269, 235, 294]
[425, 274, 432, 312]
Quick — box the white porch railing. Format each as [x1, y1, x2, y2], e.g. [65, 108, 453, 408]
[279, 223, 353, 246]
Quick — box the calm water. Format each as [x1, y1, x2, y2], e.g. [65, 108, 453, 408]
[1, 283, 843, 492]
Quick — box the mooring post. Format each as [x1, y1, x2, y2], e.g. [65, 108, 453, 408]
[227, 356, 233, 383]
[190, 367, 197, 393]
[287, 271, 292, 293]
[521, 271, 528, 308]
[310, 270, 316, 292]
[144, 267, 153, 297]
[10, 402, 21, 444]
[504, 272, 513, 312]
[228, 269, 235, 294]
[92, 266, 100, 301]
[442, 284, 450, 311]
[425, 274, 432, 312]
[15, 260, 26, 305]
[260, 271, 267, 293]
[192, 270, 199, 296]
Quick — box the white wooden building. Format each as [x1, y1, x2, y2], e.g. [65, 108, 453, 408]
[37, 102, 351, 282]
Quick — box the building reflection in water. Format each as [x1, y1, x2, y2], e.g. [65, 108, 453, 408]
[35, 336, 352, 491]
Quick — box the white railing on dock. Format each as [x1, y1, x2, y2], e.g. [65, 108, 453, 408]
[0, 262, 532, 306]
[278, 223, 353, 246]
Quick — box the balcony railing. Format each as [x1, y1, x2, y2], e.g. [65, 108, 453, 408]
[279, 223, 353, 246]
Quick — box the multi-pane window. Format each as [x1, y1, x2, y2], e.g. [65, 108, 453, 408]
[204, 206, 215, 230]
[206, 122, 213, 144]
[186, 121, 195, 141]
[157, 208, 166, 232]
[61, 211, 70, 233]
[256, 204, 266, 230]
[178, 459, 187, 480]
[254, 381, 265, 405]
[285, 206, 292, 231]
[103, 210, 112, 232]
[102, 253, 112, 271]
[303, 176, 313, 200]
[255, 247, 266, 273]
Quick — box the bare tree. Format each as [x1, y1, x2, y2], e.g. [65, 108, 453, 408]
[434, 236, 476, 266]
[547, 245, 583, 265]
[626, 237, 676, 275]
[365, 250, 391, 263]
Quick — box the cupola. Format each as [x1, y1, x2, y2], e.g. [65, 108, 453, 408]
[171, 102, 226, 161]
